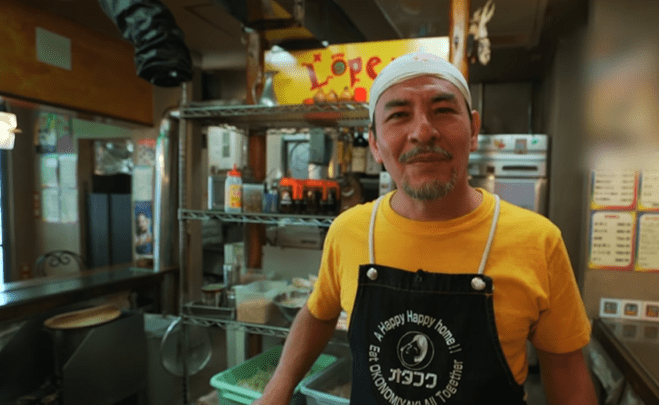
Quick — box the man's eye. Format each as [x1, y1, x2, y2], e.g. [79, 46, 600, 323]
[434, 107, 455, 114]
[387, 111, 407, 121]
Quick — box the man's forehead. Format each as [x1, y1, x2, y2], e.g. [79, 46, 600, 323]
[376, 75, 464, 107]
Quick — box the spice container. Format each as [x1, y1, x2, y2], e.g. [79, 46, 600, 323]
[242, 183, 265, 213]
[224, 164, 242, 213]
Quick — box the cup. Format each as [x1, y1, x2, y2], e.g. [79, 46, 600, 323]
[223, 263, 241, 289]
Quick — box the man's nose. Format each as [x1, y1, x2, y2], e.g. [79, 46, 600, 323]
[409, 112, 439, 143]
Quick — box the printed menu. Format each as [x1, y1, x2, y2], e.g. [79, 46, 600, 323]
[639, 170, 659, 210]
[589, 211, 636, 269]
[636, 213, 659, 271]
[591, 170, 637, 210]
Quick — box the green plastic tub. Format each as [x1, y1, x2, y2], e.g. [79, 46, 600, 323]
[210, 345, 336, 405]
[300, 359, 351, 405]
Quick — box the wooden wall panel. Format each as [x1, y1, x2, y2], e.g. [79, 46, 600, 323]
[0, 0, 153, 125]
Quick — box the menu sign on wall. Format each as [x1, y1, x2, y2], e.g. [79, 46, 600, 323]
[636, 213, 659, 271]
[639, 170, 659, 210]
[591, 169, 638, 210]
[589, 211, 636, 269]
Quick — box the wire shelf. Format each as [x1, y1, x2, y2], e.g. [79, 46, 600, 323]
[180, 209, 335, 227]
[179, 101, 370, 128]
[182, 304, 349, 346]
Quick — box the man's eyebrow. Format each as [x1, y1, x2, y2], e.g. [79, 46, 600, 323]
[383, 99, 411, 110]
[383, 93, 457, 111]
[431, 93, 456, 103]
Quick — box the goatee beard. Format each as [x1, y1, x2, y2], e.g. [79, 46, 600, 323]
[402, 168, 458, 201]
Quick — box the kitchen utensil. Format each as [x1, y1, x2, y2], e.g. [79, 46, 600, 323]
[160, 317, 212, 377]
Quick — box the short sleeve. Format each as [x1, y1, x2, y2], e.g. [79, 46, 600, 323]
[530, 236, 591, 353]
[306, 225, 344, 321]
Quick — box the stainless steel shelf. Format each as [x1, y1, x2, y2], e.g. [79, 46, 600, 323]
[179, 101, 369, 128]
[183, 307, 349, 346]
[180, 209, 335, 227]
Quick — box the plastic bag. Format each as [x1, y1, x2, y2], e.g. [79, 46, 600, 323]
[98, 0, 192, 87]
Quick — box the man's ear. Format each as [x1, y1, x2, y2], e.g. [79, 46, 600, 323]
[368, 128, 383, 163]
[469, 110, 481, 152]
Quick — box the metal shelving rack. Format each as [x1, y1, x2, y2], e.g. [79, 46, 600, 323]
[177, 98, 363, 353]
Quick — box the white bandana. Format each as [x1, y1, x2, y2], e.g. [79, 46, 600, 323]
[368, 52, 471, 122]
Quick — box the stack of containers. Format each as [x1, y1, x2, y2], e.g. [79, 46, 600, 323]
[210, 345, 337, 405]
[300, 359, 351, 405]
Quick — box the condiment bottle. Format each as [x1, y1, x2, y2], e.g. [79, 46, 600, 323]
[224, 164, 242, 213]
[351, 129, 368, 174]
[278, 178, 295, 214]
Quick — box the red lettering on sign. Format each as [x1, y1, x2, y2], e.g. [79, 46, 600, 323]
[349, 57, 363, 87]
[303, 63, 332, 90]
[332, 53, 345, 59]
[366, 56, 382, 80]
[314, 53, 322, 62]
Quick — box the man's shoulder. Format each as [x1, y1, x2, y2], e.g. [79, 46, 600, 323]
[326, 200, 376, 237]
[497, 199, 561, 237]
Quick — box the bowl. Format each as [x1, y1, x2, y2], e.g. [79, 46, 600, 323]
[273, 289, 310, 322]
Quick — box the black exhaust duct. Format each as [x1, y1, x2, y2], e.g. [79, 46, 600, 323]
[98, 0, 192, 87]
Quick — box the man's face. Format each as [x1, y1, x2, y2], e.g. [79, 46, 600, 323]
[369, 75, 480, 201]
[138, 214, 148, 231]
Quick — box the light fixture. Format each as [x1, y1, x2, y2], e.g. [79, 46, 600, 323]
[0, 111, 20, 150]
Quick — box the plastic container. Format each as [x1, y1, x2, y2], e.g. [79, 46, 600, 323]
[234, 280, 288, 324]
[210, 345, 337, 405]
[242, 183, 265, 213]
[201, 283, 225, 307]
[224, 164, 242, 213]
[300, 359, 351, 405]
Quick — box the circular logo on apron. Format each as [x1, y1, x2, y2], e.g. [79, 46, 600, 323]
[368, 311, 464, 403]
[397, 331, 434, 370]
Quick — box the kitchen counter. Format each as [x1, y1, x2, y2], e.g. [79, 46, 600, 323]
[592, 318, 659, 404]
[0, 264, 177, 323]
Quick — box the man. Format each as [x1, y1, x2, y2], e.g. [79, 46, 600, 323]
[255, 52, 596, 404]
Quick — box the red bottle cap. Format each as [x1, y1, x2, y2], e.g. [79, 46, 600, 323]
[228, 164, 241, 177]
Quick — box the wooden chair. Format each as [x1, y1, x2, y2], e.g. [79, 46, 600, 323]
[35, 250, 86, 277]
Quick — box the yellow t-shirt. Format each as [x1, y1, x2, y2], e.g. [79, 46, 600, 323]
[307, 189, 591, 384]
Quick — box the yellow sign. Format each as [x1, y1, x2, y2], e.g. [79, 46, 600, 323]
[265, 37, 449, 105]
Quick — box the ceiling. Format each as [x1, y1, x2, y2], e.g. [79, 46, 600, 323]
[20, 0, 587, 81]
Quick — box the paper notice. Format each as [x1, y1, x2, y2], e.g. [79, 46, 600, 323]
[636, 213, 659, 271]
[591, 170, 637, 209]
[133, 165, 154, 202]
[40, 155, 59, 188]
[59, 189, 78, 223]
[42, 188, 60, 222]
[58, 154, 77, 189]
[639, 170, 659, 210]
[589, 211, 636, 269]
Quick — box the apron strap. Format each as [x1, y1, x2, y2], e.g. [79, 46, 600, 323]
[477, 194, 501, 275]
[368, 193, 501, 275]
[369, 196, 385, 264]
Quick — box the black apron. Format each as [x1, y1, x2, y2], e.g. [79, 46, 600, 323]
[348, 194, 527, 404]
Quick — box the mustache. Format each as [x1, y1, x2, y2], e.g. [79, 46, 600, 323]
[399, 146, 453, 163]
